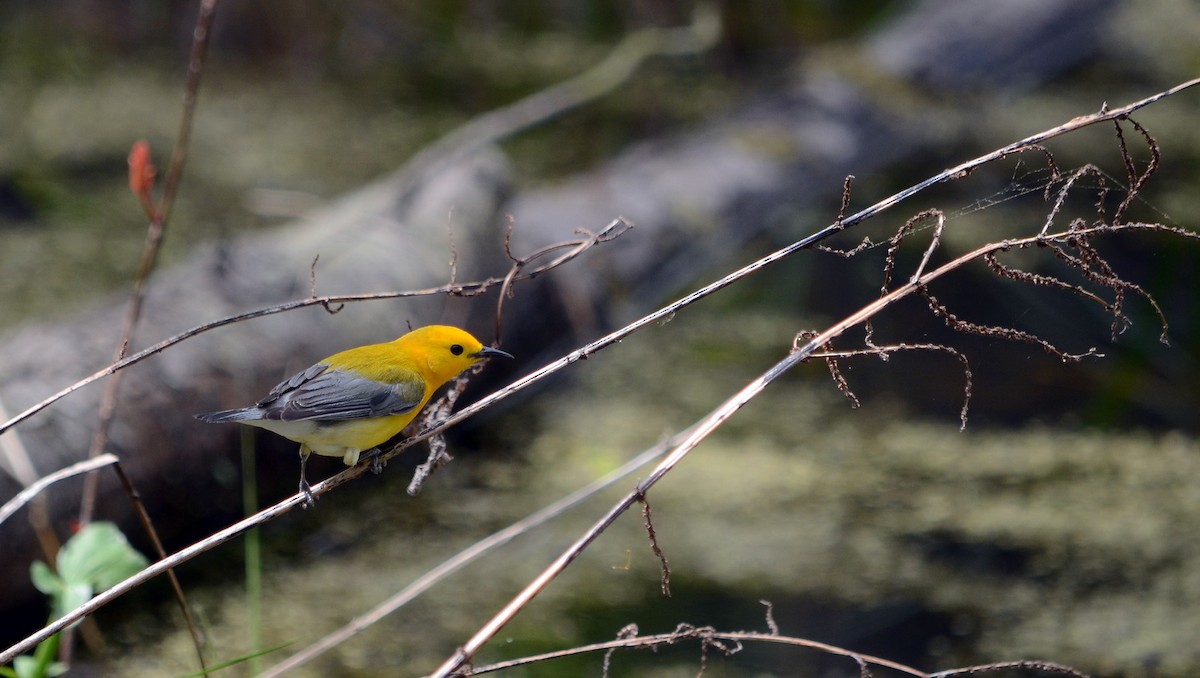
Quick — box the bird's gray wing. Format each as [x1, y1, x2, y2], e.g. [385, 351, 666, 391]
[259, 363, 329, 404]
[256, 364, 425, 422]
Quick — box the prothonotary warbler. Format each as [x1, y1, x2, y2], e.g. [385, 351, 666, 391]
[196, 325, 512, 506]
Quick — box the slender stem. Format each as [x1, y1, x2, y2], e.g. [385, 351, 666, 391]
[463, 629, 924, 677]
[79, 0, 218, 523]
[0, 455, 119, 526]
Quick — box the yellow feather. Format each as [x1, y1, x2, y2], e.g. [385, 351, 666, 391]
[196, 325, 511, 505]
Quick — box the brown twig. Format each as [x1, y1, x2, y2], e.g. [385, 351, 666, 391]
[1112, 116, 1159, 223]
[310, 255, 344, 314]
[921, 285, 1101, 361]
[458, 627, 935, 677]
[760, 600, 779, 635]
[405, 372, 471, 496]
[467, 626, 1091, 677]
[636, 492, 671, 597]
[601, 624, 640, 678]
[929, 660, 1092, 678]
[0, 455, 120, 527]
[804, 342, 973, 430]
[79, 0, 219, 524]
[109, 462, 207, 661]
[836, 175, 855, 227]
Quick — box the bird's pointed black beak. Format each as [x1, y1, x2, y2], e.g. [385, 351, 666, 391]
[473, 346, 514, 360]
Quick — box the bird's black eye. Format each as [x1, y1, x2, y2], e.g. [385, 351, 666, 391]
[450, 344, 464, 356]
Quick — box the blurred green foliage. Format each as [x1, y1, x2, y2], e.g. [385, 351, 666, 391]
[5, 522, 148, 678]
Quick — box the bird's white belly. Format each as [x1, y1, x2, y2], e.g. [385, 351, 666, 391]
[245, 417, 407, 460]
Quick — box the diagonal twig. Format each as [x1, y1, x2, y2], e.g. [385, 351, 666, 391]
[0, 455, 119, 527]
[461, 628, 1089, 677]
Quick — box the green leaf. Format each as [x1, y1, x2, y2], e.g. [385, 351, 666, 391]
[12, 656, 36, 678]
[57, 583, 93, 623]
[55, 522, 148, 592]
[32, 523, 147, 623]
[28, 562, 62, 598]
[9, 655, 67, 678]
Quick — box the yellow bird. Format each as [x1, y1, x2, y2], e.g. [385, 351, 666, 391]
[196, 325, 512, 506]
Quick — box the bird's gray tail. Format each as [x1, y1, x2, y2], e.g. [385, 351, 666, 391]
[195, 407, 261, 424]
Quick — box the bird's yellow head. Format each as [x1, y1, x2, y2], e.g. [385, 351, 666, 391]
[393, 325, 513, 384]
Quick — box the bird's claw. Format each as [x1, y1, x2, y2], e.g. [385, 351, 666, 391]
[299, 480, 316, 509]
[366, 448, 384, 475]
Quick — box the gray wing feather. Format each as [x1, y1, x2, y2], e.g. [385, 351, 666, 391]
[257, 363, 425, 422]
[259, 363, 329, 404]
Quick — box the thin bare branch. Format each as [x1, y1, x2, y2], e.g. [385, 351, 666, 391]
[759, 600, 779, 635]
[882, 209, 942, 293]
[459, 627, 933, 677]
[921, 285, 1101, 361]
[310, 255, 344, 315]
[808, 342, 973, 430]
[80, 0, 221, 522]
[795, 331, 863, 408]
[636, 492, 671, 597]
[1039, 165, 1106, 237]
[837, 175, 855, 226]
[910, 210, 946, 282]
[983, 251, 1112, 310]
[929, 659, 1092, 678]
[109, 462, 208, 664]
[467, 625, 1090, 677]
[602, 624, 640, 678]
[1112, 116, 1160, 223]
[0, 454, 119, 527]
